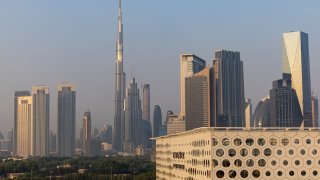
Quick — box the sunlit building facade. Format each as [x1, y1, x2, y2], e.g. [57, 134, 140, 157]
[283, 31, 312, 127]
[156, 127, 320, 180]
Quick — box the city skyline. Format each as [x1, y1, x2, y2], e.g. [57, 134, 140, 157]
[1, 1, 320, 135]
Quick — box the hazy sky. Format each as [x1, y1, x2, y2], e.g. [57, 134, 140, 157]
[0, 0, 320, 137]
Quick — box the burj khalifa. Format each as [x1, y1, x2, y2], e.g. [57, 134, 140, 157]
[113, 0, 125, 151]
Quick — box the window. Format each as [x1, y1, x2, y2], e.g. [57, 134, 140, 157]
[229, 170, 236, 178]
[216, 149, 224, 157]
[252, 148, 260, 156]
[258, 159, 266, 167]
[252, 170, 260, 178]
[301, 171, 306, 176]
[212, 160, 218, 167]
[257, 138, 265, 146]
[313, 171, 318, 176]
[228, 149, 236, 157]
[234, 138, 242, 146]
[277, 149, 282, 155]
[240, 148, 248, 157]
[270, 138, 277, 146]
[240, 170, 248, 178]
[312, 149, 317, 155]
[289, 149, 294, 155]
[278, 171, 283, 176]
[300, 149, 306, 155]
[216, 170, 224, 178]
[281, 138, 289, 146]
[246, 138, 254, 146]
[265, 171, 271, 176]
[234, 159, 242, 167]
[289, 171, 294, 176]
[264, 148, 272, 156]
[271, 160, 276, 166]
[294, 139, 299, 144]
[222, 159, 230, 167]
[283, 160, 288, 166]
[246, 159, 254, 167]
[307, 160, 312, 165]
[222, 138, 230, 146]
[212, 138, 218, 146]
[295, 160, 300, 165]
[306, 139, 311, 144]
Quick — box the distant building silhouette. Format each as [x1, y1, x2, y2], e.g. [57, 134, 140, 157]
[57, 83, 76, 157]
[82, 111, 91, 156]
[253, 97, 270, 128]
[312, 96, 319, 127]
[245, 98, 252, 128]
[153, 105, 162, 138]
[49, 130, 56, 154]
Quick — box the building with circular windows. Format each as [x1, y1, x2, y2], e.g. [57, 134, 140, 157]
[155, 127, 320, 180]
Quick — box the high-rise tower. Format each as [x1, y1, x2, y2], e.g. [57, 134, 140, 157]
[282, 31, 312, 127]
[113, 0, 126, 151]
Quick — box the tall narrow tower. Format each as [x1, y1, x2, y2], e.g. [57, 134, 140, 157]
[113, 0, 126, 151]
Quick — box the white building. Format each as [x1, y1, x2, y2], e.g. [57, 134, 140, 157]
[156, 127, 320, 179]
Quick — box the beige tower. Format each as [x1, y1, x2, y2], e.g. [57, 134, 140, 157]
[180, 54, 206, 117]
[17, 96, 33, 157]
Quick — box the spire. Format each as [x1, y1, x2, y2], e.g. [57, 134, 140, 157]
[116, 0, 123, 62]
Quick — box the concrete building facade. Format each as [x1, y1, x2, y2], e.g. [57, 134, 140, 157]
[156, 127, 320, 180]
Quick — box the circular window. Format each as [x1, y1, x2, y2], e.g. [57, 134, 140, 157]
[228, 149, 236, 157]
[289, 171, 294, 176]
[307, 160, 312, 165]
[294, 139, 299, 144]
[289, 149, 294, 155]
[264, 148, 272, 156]
[281, 138, 289, 146]
[318, 139, 320, 144]
[306, 139, 311, 144]
[222, 159, 230, 167]
[313, 171, 318, 176]
[240, 170, 248, 178]
[295, 160, 300, 165]
[240, 148, 248, 157]
[278, 171, 283, 176]
[216, 170, 224, 178]
[222, 138, 230, 146]
[258, 159, 266, 167]
[312, 149, 317, 155]
[252, 170, 260, 178]
[246, 159, 254, 167]
[270, 138, 277, 146]
[301, 171, 306, 176]
[271, 160, 277, 166]
[246, 138, 254, 146]
[252, 148, 260, 156]
[234, 138, 242, 146]
[229, 170, 237, 178]
[283, 160, 288, 166]
[277, 149, 282, 155]
[213, 160, 218, 167]
[265, 171, 271, 176]
[300, 149, 306, 155]
[216, 149, 224, 157]
[234, 159, 242, 167]
[212, 138, 218, 146]
[257, 138, 265, 146]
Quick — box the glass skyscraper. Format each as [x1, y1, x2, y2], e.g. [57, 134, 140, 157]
[283, 31, 312, 127]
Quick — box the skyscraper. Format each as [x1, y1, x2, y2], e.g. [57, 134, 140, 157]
[269, 74, 302, 127]
[16, 96, 33, 157]
[14, 90, 30, 155]
[124, 78, 143, 152]
[312, 96, 319, 127]
[253, 97, 270, 128]
[82, 111, 91, 155]
[283, 31, 312, 127]
[142, 84, 150, 121]
[180, 54, 206, 117]
[114, 0, 126, 151]
[153, 105, 162, 138]
[57, 83, 76, 157]
[49, 130, 56, 154]
[213, 50, 245, 127]
[245, 98, 252, 128]
[32, 86, 49, 157]
[185, 67, 212, 130]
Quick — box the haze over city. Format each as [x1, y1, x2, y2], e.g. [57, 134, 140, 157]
[1, 0, 320, 134]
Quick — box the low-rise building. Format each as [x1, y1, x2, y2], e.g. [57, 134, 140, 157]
[155, 127, 320, 180]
